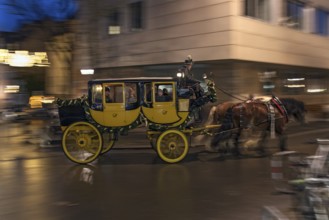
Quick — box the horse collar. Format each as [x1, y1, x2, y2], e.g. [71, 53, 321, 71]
[271, 97, 289, 123]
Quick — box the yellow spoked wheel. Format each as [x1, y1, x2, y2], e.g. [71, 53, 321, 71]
[62, 121, 103, 164]
[101, 132, 115, 155]
[156, 130, 189, 163]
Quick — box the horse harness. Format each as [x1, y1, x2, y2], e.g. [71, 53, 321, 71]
[263, 96, 288, 138]
[269, 96, 289, 123]
[238, 97, 289, 137]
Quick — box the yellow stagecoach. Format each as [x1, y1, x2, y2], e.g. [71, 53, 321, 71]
[56, 57, 217, 164]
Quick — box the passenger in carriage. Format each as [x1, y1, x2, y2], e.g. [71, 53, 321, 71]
[162, 88, 172, 101]
[156, 88, 164, 102]
[156, 88, 171, 102]
[105, 87, 113, 103]
[126, 86, 136, 103]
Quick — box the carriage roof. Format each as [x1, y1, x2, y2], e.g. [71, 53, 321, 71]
[88, 77, 176, 84]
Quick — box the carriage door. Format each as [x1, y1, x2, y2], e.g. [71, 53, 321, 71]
[103, 83, 125, 127]
[142, 82, 180, 124]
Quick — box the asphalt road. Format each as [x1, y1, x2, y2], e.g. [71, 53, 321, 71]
[0, 117, 328, 220]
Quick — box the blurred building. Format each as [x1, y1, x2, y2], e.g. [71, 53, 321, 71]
[0, 0, 77, 107]
[72, 0, 329, 104]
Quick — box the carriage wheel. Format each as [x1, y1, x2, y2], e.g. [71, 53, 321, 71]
[62, 121, 103, 164]
[156, 130, 189, 163]
[101, 132, 115, 155]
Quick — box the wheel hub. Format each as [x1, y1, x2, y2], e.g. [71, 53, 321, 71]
[76, 134, 90, 148]
[168, 142, 176, 150]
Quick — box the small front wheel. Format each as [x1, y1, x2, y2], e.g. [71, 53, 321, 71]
[62, 121, 103, 164]
[156, 130, 189, 163]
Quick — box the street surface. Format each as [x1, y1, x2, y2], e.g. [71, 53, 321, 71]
[0, 116, 328, 220]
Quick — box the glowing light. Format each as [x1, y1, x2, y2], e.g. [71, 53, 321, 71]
[41, 96, 55, 104]
[287, 78, 305, 81]
[8, 51, 34, 67]
[263, 85, 275, 89]
[0, 49, 9, 63]
[0, 49, 50, 67]
[81, 69, 94, 75]
[176, 72, 182, 78]
[284, 84, 305, 88]
[33, 52, 50, 67]
[108, 26, 121, 35]
[307, 89, 327, 93]
[4, 85, 20, 93]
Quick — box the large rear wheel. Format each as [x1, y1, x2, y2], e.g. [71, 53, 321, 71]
[62, 121, 103, 164]
[156, 130, 189, 163]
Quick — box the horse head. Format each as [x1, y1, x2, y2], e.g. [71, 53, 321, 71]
[280, 98, 307, 124]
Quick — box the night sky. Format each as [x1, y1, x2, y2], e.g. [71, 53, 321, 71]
[0, 0, 78, 32]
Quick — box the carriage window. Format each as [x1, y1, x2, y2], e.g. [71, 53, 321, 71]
[144, 83, 152, 102]
[105, 84, 123, 103]
[91, 84, 103, 110]
[125, 83, 137, 104]
[155, 83, 173, 102]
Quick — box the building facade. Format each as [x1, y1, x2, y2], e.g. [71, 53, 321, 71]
[72, 0, 329, 105]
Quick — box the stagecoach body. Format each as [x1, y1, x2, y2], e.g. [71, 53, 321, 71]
[57, 75, 217, 164]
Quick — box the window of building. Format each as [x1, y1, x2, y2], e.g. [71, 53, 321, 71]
[278, 72, 328, 95]
[315, 8, 329, 36]
[258, 71, 277, 95]
[129, 1, 143, 30]
[306, 78, 328, 93]
[244, 0, 270, 21]
[108, 8, 121, 35]
[286, 0, 304, 29]
[281, 76, 306, 95]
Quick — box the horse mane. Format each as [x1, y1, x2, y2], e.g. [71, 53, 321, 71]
[279, 98, 306, 113]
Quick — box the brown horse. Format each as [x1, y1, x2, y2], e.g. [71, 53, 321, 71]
[205, 101, 238, 126]
[208, 97, 306, 156]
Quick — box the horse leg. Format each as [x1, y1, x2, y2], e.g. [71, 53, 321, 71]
[257, 130, 268, 156]
[275, 120, 288, 151]
[209, 134, 221, 152]
[209, 131, 227, 151]
[279, 132, 288, 151]
[232, 129, 242, 157]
